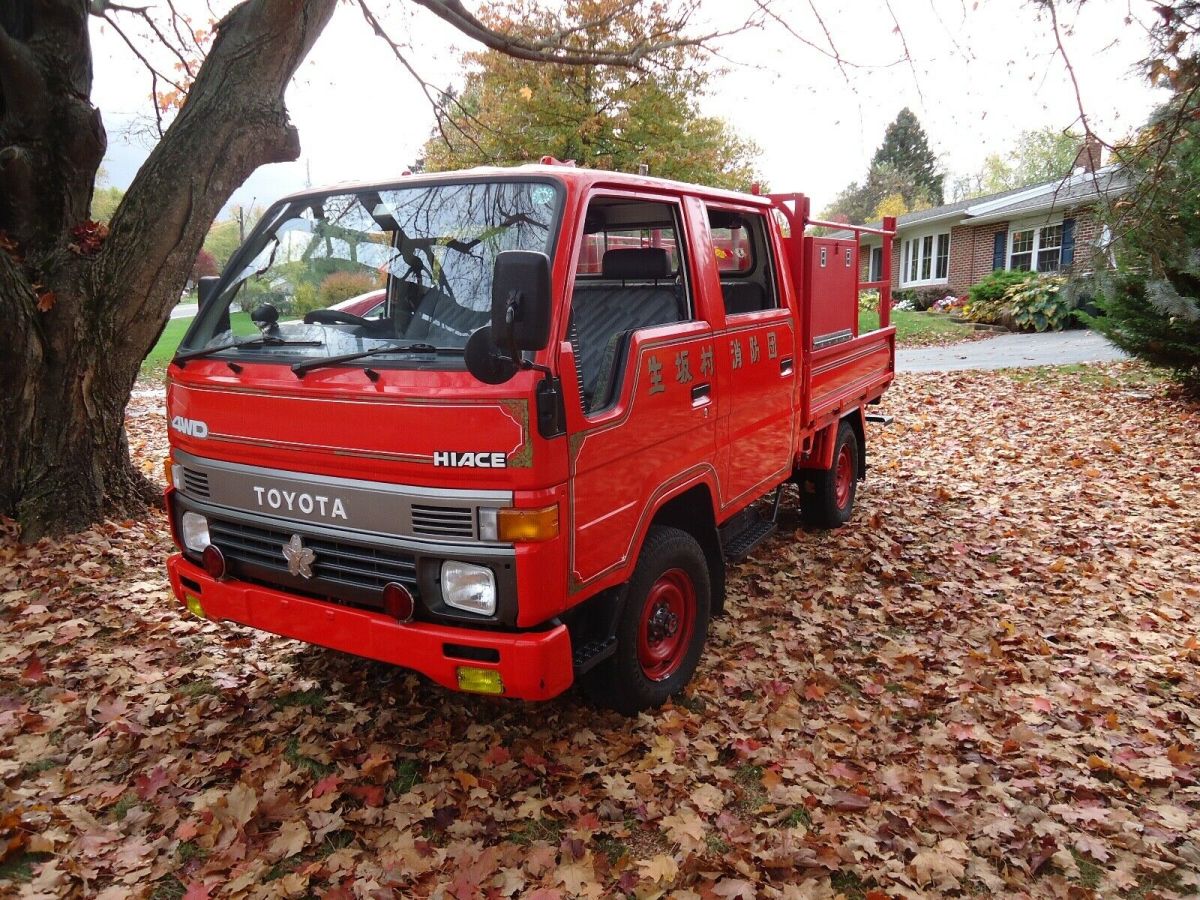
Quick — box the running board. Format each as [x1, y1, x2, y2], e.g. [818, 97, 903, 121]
[721, 515, 777, 562]
[572, 636, 617, 674]
[866, 413, 893, 425]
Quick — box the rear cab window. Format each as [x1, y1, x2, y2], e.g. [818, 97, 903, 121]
[705, 206, 779, 317]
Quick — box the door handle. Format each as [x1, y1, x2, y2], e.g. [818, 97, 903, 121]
[780, 356, 794, 376]
[691, 383, 711, 407]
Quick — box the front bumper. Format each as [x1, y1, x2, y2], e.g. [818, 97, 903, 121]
[167, 554, 575, 700]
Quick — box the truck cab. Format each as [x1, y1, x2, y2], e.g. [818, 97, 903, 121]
[164, 163, 894, 713]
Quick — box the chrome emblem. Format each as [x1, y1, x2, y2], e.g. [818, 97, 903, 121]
[282, 534, 315, 579]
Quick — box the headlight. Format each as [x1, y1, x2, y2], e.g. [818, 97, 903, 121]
[441, 561, 496, 615]
[180, 512, 211, 553]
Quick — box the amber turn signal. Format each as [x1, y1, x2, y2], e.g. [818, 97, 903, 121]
[497, 504, 559, 542]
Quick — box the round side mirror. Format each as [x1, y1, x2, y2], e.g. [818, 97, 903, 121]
[251, 303, 280, 329]
[465, 326, 519, 385]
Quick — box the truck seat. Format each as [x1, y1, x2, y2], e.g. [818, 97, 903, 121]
[402, 285, 489, 345]
[720, 281, 768, 315]
[569, 248, 683, 411]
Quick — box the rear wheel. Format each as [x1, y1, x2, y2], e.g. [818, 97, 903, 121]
[580, 526, 710, 715]
[800, 419, 859, 528]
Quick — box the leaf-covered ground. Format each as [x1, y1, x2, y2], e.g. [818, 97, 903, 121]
[2, 363, 1198, 899]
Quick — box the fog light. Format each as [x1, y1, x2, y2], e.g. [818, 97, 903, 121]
[456, 666, 504, 695]
[181, 512, 210, 552]
[201, 544, 226, 579]
[441, 561, 496, 616]
[184, 593, 206, 619]
[383, 582, 414, 621]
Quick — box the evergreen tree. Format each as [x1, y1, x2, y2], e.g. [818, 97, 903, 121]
[870, 108, 944, 206]
[819, 109, 943, 223]
[1086, 88, 1200, 394]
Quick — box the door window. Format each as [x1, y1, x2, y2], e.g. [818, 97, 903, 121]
[569, 197, 691, 414]
[705, 207, 778, 316]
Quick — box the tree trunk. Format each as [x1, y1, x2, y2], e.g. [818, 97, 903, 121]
[0, 0, 336, 540]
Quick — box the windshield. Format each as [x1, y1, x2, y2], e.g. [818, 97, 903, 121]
[182, 179, 561, 365]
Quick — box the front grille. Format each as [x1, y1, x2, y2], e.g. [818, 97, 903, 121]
[182, 469, 210, 498]
[410, 504, 475, 539]
[207, 519, 418, 598]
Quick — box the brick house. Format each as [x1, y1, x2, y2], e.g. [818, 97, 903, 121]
[834, 142, 1128, 298]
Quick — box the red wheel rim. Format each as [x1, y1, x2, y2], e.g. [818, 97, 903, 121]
[834, 444, 854, 509]
[637, 568, 696, 681]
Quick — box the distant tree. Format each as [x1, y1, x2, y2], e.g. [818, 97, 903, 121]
[870, 107, 944, 206]
[1086, 88, 1200, 395]
[420, 0, 762, 190]
[953, 127, 1085, 200]
[822, 161, 936, 225]
[819, 110, 943, 224]
[190, 249, 218, 282]
[91, 186, 125, 224]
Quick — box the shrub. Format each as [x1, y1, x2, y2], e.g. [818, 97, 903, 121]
[858, 289, 880, 312]
[317, 271, 380, 308]
[292, 282, 321, 317]
[964, 269, 1036, 325]
[1006, 275, 1072, 332]
[1085, 88, 1200, 395]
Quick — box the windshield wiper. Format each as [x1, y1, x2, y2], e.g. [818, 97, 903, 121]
[291, 342, 460, 377]
[173, 335, 324, 366]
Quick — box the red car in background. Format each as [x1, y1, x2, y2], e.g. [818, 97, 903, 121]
[332, 288, 386, 319]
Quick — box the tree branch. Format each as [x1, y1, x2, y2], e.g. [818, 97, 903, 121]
[410, 0, 737, 68]
[98, 0, 337, 347]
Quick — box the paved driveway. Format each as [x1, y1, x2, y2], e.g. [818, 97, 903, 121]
[897, 329, 1128, 373]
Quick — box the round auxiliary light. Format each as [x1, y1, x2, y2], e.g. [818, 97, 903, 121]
[383, 582, 415, 622]
[201, 544, 226, 579]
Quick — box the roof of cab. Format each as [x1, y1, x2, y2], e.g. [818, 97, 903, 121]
[281, 162, 773, 208]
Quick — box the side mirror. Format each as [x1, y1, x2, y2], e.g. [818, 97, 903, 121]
[491, 250, 552, 351]
[465, 325, 519, 385]
[197, 275, 221, 311]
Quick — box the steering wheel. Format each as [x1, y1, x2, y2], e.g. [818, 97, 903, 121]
[303, 309, 374, 327]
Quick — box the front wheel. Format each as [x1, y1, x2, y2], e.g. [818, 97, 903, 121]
[579, 526, 710, 715]
[799, 419, 859, 528]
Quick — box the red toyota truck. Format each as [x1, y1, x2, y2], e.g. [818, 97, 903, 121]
[164, 162, 895, 713]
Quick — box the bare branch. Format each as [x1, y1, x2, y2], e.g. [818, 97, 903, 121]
[353, 0, 497, 159]
[99, 10, 188, 96]
[410, 0, 737, 68]
[882, 0, 924, 107]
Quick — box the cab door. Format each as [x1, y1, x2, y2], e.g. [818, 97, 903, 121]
[702, 204, 797, 510]
[557, 191, 719, 591]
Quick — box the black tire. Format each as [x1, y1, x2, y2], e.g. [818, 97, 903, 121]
[799, 420, 859, 528]
[579, 526, 710, 715]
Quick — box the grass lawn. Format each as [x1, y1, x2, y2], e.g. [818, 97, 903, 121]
[142, 311, 256, 375]
[859, 308, 976, 347]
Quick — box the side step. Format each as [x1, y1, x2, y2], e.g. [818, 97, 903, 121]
[573, 636, 617, 675]
[866, 413, 893, 425]
[721, 516, 776, 562]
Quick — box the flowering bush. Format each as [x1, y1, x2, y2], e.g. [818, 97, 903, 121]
[932, 294, 966, 312]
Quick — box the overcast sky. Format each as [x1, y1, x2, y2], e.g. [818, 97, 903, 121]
[90, 0, 1165, 215]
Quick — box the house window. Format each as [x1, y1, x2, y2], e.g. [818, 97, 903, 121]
[900, 231, 950, 286]
[867, 246, 883, 282]
[1009, 222, 1063, 273]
